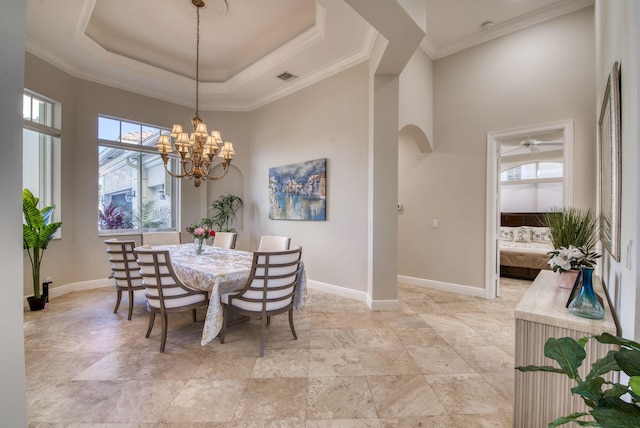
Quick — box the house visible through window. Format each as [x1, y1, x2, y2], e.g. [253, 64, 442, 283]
[23, 91, 61, 228]
[98, 116, 178, 234]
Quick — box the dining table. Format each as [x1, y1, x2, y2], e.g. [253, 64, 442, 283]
[153, 243, 306, 346]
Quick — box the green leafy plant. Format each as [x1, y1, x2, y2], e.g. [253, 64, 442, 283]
[23, 189, 63, 298]
[516, 333, 640, 427]
[208, 194, 243, 232]
[543, 207, 598, 251]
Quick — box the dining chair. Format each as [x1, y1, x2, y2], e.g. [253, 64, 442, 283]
[104, 239, 145, 320]
[134, 246, 209, 352]
[219, 246, 302, 357]
[141, 231, 181, 246]
[257, 235, 291, 252]
[212, 232, 237, 249]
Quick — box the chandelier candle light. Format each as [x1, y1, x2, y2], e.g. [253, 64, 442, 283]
[156, 0, 235, 187]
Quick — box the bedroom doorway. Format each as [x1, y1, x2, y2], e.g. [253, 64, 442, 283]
[485, 120, 574, 298]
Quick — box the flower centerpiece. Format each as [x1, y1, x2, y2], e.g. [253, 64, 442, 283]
[543, 207, 599, 288]
[186, 221, 215, 254]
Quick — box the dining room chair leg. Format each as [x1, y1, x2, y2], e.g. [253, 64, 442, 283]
[127, 288, 135, 320]
[259, 315, 267, 357]
[113, 289, 122, 314]
[266, 316, 271, 326]
[160, 313, 168, 353]
[192, 308, 197, 323]
[146, 312, 156, 338]
[288, 308, 297, 340]
[219, 306, 227, 344]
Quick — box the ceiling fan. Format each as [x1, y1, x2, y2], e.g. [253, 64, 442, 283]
[502, 137, 564, 155]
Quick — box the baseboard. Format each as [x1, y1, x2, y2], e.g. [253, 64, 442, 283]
[367, 297, 399, 311]
[307, 279, 368, 303]
[397, 275, 486, 298]
[24, 278, 112, 308]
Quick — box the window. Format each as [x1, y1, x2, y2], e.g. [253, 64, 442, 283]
[98, 116, 179, 234]
[23, 91, 61, 226]
[501, 162, 563, 182]
[500, 162, 564, 212]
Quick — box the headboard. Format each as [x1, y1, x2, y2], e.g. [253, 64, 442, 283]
[501, 212, 546, 227]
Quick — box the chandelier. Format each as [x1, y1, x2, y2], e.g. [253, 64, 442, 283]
[156, 0, 235, 187]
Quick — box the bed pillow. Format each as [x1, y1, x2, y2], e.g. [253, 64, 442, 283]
[513, 226, 533, 243]
[531, 227, 552, 244]
[500, 227, 515, 241]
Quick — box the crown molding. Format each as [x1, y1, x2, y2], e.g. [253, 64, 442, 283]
[424, 0, 594, 60]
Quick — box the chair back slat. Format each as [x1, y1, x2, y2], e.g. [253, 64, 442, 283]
[228, 247, 302, 313]
[134, 247, 207, 310]
[104, 239, 143, 289]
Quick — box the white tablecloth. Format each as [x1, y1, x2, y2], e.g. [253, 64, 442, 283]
[156, 243, 306, 346]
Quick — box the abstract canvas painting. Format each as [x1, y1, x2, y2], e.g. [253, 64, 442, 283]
[269, 158, 326, 220]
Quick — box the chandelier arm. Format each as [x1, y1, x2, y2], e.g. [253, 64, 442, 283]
[201, 161, 232, 181]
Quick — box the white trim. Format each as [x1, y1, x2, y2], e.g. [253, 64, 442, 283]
[485, 119, 574, 299]
[367, 297, 399, 311]
[307, 279, 368, 303]
[397, 275, 487, 298]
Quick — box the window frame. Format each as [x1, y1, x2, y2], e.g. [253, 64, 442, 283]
[98, 115, 180, 236]
[22, 90, 62, 238]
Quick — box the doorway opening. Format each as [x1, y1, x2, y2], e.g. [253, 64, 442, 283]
[485, 120, 574, 298]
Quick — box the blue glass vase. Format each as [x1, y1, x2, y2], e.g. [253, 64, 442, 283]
[568, 267, 605, 319]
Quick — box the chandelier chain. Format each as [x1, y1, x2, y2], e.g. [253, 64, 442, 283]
[195, 4, 200, 118]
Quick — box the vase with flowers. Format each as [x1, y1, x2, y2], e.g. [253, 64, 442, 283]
[543, 207, 599, 288]
[186, 222, 215, 254]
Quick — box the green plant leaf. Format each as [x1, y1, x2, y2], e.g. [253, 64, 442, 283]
[578, 336, 591, 348]
[544, 337, 587, 380]
[594, 333, 640, 351]
[587, 350, 621, 380]
[614, 348, 640, 376]
[515, 365, 568, 375]
[630, 377, 640, 396]
[548, 412, 595, 427]
[603, 383, 632, 399]
[591, 397, 640, 428]
[572, 377, 606, 402]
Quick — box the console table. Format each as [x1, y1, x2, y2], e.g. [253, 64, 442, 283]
[514, 270, 618, 427]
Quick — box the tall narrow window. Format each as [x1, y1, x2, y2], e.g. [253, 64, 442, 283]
[98, 116, 179, 234]
[23, 91, 61, 226]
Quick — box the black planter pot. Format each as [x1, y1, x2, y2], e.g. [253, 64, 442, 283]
[27, 296, 47, 311]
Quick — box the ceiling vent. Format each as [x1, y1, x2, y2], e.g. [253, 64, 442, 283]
[276, 71, 297, 82]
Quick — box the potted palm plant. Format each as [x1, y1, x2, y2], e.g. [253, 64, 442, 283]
[208, 193, 243, 233]
[23, 188, 62, 311]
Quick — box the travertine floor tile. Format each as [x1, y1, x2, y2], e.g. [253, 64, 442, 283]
[306, 376, 377, 419]
[24, 280, 530, 426]
[367, 375, 446, 418]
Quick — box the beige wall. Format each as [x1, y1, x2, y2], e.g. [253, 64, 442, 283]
[249, 63, 370, 293]
[398, 8, 596, 290]
[595, 0, 640, 339]
[23, 52, 372, 297]
[23, 53, 252, 294]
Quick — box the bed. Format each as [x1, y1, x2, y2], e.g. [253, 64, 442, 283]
[500, 212, 554, 280]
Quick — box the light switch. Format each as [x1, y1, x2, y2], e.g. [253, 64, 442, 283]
[432, 219, 439, 228]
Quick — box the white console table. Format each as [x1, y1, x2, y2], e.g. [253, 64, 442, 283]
[514, 270, 618, 427]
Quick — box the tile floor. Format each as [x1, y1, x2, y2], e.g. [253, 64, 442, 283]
[24, 277, 530, 427]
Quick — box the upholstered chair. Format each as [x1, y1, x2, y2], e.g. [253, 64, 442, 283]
[212, 232, 237, 249]
[219, 246, 302, 357]
[141, 231, 181, 246]
[134, 246, 209, 352]
[257, 235, 291, 252]
[104, 239, 144, 320]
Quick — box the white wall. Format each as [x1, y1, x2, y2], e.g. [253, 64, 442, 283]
[398, 7, 596, 290]
[0, 0, 28, 425]
[249, 63, 370, 294]
[595, 0, 640, 339]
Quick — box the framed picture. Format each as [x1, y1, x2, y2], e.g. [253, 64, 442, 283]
[598, 62, 621, 262]
[268, 158, 327, 221]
